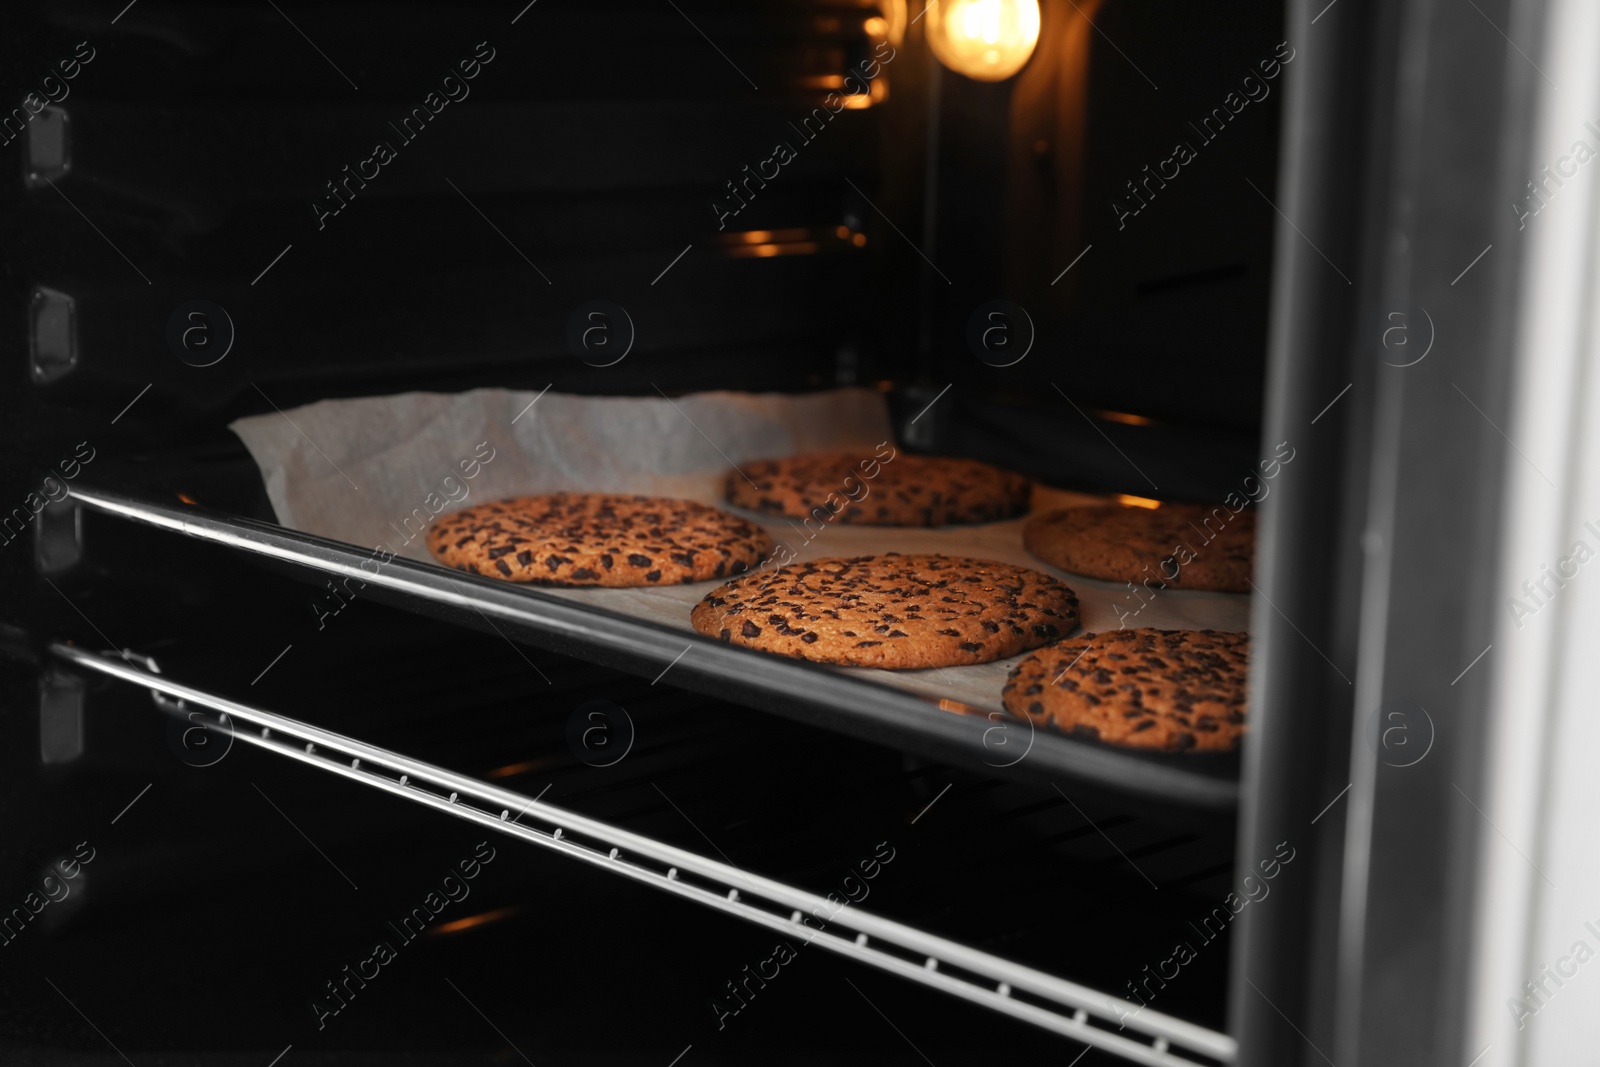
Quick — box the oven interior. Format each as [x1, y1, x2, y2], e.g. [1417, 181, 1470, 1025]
[3, 1, 1290, 1063]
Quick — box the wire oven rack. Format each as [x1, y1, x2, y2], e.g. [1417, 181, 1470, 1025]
[61, 484, 1240, 811]
[49, 640, 1236, 1067]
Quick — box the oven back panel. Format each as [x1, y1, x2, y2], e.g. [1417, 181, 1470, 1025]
[9, 0, 904, 452]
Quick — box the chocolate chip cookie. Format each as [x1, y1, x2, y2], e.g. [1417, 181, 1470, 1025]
[1023, 503, 1255, 592]
[690, 553, 1079, 669]
[428, 494, 772, 587]
[1002, 628, 1250, 752]
[727, 451, 1031, 527]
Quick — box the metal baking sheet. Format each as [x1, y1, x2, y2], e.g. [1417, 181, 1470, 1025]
[228, 386, 1248, 706]
[68, 484, 1242, 811]
[215, 387, 1251, 808]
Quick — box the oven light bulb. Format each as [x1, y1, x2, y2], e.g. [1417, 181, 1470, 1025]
[927, 0, 1042, 82]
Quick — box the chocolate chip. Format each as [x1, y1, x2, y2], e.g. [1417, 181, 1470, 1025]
[628, 553, 651, 567]
[741, 620, 762, 637]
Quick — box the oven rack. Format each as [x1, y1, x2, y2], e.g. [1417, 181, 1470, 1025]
[50, 641, 1236, 1067]
[61, 483, 1239, 811]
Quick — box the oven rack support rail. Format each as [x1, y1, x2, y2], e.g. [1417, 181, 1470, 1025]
[60, 484, 1238, 810]
[51, 642, 1236, 1067]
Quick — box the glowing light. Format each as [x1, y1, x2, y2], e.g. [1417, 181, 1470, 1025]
[879, 0, 908, 47]
[1114, 494, 1163, 510]
[485, 759, 550, 779]
[727, 241, 821, 258]
[1096, 409, 1155, 427]
[799, 75, 886, 109]
[177, 493, 198, 505]
[722, 228, 810, 245]
[429, 906, 520, 936]
[842, 80, 887, 108]
[927, 0, 1042, 82]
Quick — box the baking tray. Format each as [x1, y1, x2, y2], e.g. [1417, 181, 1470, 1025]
[64, 483, 1243, 811]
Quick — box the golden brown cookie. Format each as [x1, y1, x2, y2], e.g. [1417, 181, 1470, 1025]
[428, 494, 772, 587]
[690, 553, 1079, 669]
[727, 451, 1031, 527]
[1023, 503, 1255, 592]
[1002, 629, 1250, 752]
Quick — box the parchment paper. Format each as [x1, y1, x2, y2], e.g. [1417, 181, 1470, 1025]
[232, 387, 1249, 715]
